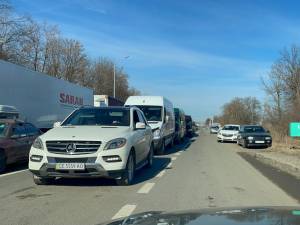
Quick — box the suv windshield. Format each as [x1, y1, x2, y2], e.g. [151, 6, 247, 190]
[62, 108, 130, 126]
[0, 122, 8, 137]
[244, 126, 265, 133]
[223, 126, 239, 131]
[135, 106, 162, 122]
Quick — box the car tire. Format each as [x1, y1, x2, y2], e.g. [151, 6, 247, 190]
[116, 152, 135, 186]
[157, 139, 165, 155]
[242, 140, 248, 148]
[33, 175, 55, 185]
[170, 137, 175, 148]
[0, 150, 6, 173]
[146, 144, 154, 168]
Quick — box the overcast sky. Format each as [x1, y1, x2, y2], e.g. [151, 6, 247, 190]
[11, 0, 300, 120]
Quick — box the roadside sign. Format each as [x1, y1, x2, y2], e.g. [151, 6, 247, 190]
[289, 122, 300, 137]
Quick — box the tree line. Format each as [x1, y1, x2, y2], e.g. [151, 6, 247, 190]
[0, 0, 140, 102]
[208, 45, 300, 142]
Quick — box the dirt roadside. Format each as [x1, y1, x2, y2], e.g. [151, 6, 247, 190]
[240, 144, 300, 179]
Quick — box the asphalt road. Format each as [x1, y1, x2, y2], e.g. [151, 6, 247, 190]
[0, 129, 298, 225]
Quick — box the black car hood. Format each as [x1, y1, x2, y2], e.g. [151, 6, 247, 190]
[242, 132, 270, 137]
[101, 207, 300, 225]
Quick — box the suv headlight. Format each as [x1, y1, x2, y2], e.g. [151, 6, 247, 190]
[32, 137, 44, 150]
[265, 137, 272, 140]
[247, 136, 254, 140]
[104, 138, 127, 150]
[153, 129, 161, 139]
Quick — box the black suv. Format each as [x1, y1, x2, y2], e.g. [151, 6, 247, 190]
[237, 125, 272, 148]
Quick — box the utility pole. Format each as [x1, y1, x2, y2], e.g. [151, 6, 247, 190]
[113, 64, 116, 98]
[113, 56, 130, 99]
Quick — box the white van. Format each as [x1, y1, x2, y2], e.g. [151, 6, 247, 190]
[125, 96, 175, 154]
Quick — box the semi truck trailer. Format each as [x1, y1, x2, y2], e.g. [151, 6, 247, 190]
[0, 60, 94, 131]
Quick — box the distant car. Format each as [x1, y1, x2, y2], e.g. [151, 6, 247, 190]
[174, 108, 186, 143]
[210, 125, 220, 134]
[0, 119, 41, 173]
[237, 125, 272, 148]
[217, 124, 240, 142]
[185, 115, 193, 136]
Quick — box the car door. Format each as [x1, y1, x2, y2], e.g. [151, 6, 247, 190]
[9, 123, 29, 162]
[137, 111, 152, 160]
[132, 110, 144, 164]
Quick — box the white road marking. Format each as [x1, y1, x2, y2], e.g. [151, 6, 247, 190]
[112, 204, 137, 220]
[175, 152, 181, 156]
[171, 156, 177, 161]
[137, 182, 155, 194]
[0, 169, 29, 178]
[156, 170, 166, 178]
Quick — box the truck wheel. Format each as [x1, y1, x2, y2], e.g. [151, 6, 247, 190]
[33, 175, 55, 185]
[0, 151, 6, 173]
[157, 139, 165, 155]
[146, 144, 154, 168]
[116, 152, 135, 186]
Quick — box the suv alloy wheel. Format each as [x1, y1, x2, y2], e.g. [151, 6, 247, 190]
[116, 152, 135, 186]
[146, 144, 154, 168]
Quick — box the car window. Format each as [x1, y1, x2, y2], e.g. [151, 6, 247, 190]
[223, 126, 239, 131]
[24, 123, 40, 136]
[133, 110, 141, 124]
[135, 105, 162, 122]
[137, 111, 146, 124]
[244, 126, 265, 133]
[12, 124, 27, 137]
[62, 108, 130, 126]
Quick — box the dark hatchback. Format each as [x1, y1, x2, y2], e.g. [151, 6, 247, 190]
[237, 125, 272, 148]
[0, 119, 41, 172]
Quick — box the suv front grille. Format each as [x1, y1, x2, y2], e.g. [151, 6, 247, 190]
[254, 136, 265, 141]
[46, 141, 101, 154]
[222, 133, 233, 137]
[47, 157, 96, 163]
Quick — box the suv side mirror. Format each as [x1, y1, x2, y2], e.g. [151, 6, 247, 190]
[53, 121, 61, 128]
[135, 122, 146, 130]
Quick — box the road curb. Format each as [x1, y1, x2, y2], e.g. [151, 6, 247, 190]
[241, 151, 300, 179]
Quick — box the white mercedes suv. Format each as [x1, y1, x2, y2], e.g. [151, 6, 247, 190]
[29, 106, 154, 185]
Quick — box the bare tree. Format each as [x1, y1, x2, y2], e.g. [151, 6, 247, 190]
[217, 97, 261, 125]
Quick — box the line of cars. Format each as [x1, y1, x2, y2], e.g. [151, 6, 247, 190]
[210, 123, 272, 148]
[0, 96, 198, 186]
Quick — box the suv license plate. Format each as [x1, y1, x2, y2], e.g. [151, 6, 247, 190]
[55, 163, 85, 170]
[255, 141, 265, 144]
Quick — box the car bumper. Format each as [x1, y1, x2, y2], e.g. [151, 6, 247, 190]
[217, 135, 237, 142]
[29, 146, 129, 179]
[246, 140, 272, 147]
[29, 163, 125, 179]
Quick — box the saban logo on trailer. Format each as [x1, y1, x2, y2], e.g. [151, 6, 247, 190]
[59, 93, 83, 106]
